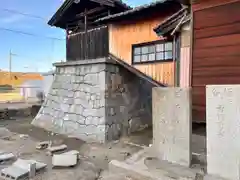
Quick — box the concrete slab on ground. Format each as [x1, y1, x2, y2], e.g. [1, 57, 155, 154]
[109, 149, 204, 180]
[204, 174, 228, 180]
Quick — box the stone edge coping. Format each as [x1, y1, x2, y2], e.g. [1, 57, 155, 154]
[53, 58, 117, 67]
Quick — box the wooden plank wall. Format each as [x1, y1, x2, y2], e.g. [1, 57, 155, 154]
[67, 26, 109, 61]
[135, 62, 175, 85]
[108, 12, 176, 86]
[192, 0, 240, 122]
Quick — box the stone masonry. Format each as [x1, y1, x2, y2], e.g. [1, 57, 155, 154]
[32, 58, 153, 143]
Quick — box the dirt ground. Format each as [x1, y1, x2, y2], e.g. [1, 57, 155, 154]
[0, 116, 206, 180]
[0, 117, 151, 180]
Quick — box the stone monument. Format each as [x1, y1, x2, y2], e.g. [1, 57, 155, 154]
[152, 87, 192, 167]
[206, 85, 240, 180]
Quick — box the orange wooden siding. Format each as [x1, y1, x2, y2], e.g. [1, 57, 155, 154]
[109, 12, 176, 86]
[135, 62, 175, 86]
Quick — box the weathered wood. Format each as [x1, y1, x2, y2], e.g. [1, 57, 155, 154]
[75, 6, 105, 18]
[192, 0, 240, 122]
[90, 0, 115, 7]
[67, 26, 109, 61]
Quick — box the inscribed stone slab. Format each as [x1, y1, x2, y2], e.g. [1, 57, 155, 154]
[152, 87, 191, 167]
[206, 85, 240, 180]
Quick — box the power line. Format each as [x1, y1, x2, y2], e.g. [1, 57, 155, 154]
[0, 27, 65, 41]
[0, 8, 47, 21]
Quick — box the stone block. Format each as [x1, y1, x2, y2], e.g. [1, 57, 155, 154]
[84, 74, 99, 85]
[75, 91, 86, 98]
[98, 117, 105, 125]
[206, 85, 240, 180]
[152, 87, 191, 167]
[99, 71, 106, 91]
[0, 153, 15, 162]
[76, 115, 85, 124]
[82, 108, 105, 117]
[61, 104, 70, 112]
[1, 159, 47, 180]
[1, 166, 29, 180]
[62, 150, 80, 156]
[90, 64, 106, 73]
[36, 141, 51, 150]
[52, 154, 77, 167]
[47, 144, 67, 154]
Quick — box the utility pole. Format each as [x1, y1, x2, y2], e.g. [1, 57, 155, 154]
[9, 50, 12, 81]
[9, 50, 16, 84]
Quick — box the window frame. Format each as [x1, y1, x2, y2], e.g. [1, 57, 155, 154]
[132, 40, 174, 65]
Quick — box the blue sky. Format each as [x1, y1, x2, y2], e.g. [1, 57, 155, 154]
[0, 0, 153, 72]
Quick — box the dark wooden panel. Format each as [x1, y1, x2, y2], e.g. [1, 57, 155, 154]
[192, 76, 240, 85]
[194, 1, 240, 29]
[193, 45, 240, 58]
[194, 22, 240, 39]
[192, 0, 240, 11]
[192, 1, 240, 122]
[67, 26, 109, 61]
[192, 66, 240, 77]
[192, 56, 240, 67]
[194, 34, 240, 48]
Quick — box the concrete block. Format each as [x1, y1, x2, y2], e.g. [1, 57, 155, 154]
[1, 159, 46, 180]
[62, 150, 79, 156]
[52, 154, 77, 167]
[0, 153, 15, 162]
[1, 166, 29, 180]
[206, 85, 240, 180]
[152, 87, 191, 167]
[47, 144, 67, 154]
[13, 159, 47, 172]
[36, 141, 51, 150]
[29, 162, 36, 179]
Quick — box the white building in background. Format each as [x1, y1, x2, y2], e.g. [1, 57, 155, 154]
[20, 80, 44, 102]
[19, 71, 55, 102]
[42, 71, 55, 97]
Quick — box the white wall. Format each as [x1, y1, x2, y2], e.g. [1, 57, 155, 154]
[43, 74, 54, 96]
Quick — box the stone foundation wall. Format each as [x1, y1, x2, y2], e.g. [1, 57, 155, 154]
[105, 63, 153, 141]
[32, 58, 153, 143]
